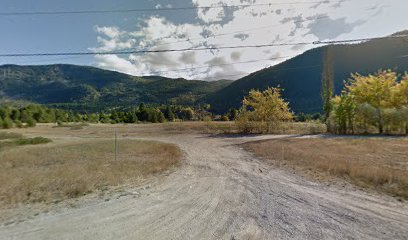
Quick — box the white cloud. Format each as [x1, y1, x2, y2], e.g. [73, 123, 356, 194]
[95, 55, 138, 75]
[95, 26, 123, 39]
[92, 0, 408, 81]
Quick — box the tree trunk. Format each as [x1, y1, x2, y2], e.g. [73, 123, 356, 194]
[405, 122, 408, 135]
[377, 109, 383, 134]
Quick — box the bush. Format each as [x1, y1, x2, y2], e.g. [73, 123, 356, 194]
[236, 88, 293, 134]
[220, 115, 229, 121]
[2, 117, 13, 129]
[14, 137, 52, 145]
[26, 117, 37, 127]
[14, 120, 23, 128]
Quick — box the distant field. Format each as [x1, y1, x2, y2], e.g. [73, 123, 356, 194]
[163, 121, 327, 135]
[243, 137, 408, 200]
[0, 131, 182, 207]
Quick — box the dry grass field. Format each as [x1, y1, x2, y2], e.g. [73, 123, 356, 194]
[163, 121, 326, 135]
[243, 137, 408, 200]
[0, 129, 182, 207]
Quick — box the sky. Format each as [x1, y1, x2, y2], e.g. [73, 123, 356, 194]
[0, 0, 407, 80]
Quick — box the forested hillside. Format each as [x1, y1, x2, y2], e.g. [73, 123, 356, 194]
[206, 31, 408, 114]
[1, 32, 407, 114]
[0, 64, 231, 112]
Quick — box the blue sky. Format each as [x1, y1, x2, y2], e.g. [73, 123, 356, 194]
[1, 0, 407, 80]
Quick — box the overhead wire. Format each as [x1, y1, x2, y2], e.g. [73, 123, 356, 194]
[142, 15, 331, 48]
[141, 56, 290, 75]
[0, 1, 338, 16]
[1, 34, 407, 58]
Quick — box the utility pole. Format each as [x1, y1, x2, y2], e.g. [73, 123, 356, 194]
[114, 129, 118, 161]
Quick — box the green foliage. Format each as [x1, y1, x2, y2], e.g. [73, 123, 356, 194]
[14, 137, 52, 145]
[2, 117, 13, 129]
[295, 112, 322, 122]
[163, 106, 176, 122]
[321, 47, 334, 121]
[13, 120, 23, 128]
[0, 136, 51, 151]
[236, 87, 293, 133]
[329, 70, 408, 135]
[0, 65, 231, 112]
[178, 107, 195, 121]
[227, 108, 238, 121]
[0, 103, 204, 129]
[26, 117, 36, 127]
[206, 33, 408, 114]
[220, 115, 229, 121]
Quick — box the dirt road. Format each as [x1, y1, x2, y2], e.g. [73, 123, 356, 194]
[1, 133, 407, 239]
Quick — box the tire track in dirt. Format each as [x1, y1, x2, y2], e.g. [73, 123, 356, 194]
[0, 134, 407, 239]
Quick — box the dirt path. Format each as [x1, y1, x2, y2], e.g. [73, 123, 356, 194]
[1, 134, 407, 239]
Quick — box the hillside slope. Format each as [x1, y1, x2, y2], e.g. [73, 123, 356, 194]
[0, 64, 231, 111]
[206, 31, 408, 114]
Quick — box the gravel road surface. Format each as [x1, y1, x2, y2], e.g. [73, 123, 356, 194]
[1, 134, 407, 240]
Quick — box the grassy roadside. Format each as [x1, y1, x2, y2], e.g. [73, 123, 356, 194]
[162, 121, 326, 135]
[0, 131, 52, 151]
[0, 132, 23, 140]
[243, 137, 408, 200]
[0, 139, 182, 207]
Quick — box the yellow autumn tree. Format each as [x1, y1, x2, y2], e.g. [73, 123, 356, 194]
[346, 70, 400, 133]
[393, 74, 408, 134]
[330, 70, 408, 134]
[236, 87, 293, 133]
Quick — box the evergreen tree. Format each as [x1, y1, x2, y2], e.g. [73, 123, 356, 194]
[10, 109, 20, 121]
[26, 117, 36, 127]
[227, 108, 238, 121]
[2, 117, 13, 129]
[164, 106, 176, 121]
[14, 120, 23, 128]
[321, 46, 334, 121]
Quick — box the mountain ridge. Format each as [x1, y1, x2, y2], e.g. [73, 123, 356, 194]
[205, 31, 408, 113]
[0, 64, 232, 112]
[1, 30, 407, 113]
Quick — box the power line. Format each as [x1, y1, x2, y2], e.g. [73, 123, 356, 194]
[0, 1, 336, 16]
[0, 55, 321, 81]
[191, 64, 323, 80]
[1, 34, 407, 58]
[144, 15, 331, 48]
[142, 56, 290, 75]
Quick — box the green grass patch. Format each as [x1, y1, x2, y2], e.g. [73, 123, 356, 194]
[54, 123, 90, 130]
[0, 132, 23, 140]
[0, 137, 52, 150]
[14, 137, 52, 145]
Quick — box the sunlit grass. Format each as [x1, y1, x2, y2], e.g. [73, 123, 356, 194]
[0, 139, 182, 207]
[244, 137, 408, 200]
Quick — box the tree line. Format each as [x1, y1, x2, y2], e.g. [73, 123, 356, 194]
[0, 103, 228, 129]
[327, 70, 408, 135]
[231, 69, 407, 135]
[2, 69, 406, 136]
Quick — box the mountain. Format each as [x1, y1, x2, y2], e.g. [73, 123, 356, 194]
[1, 31, 407, 114]
[206, 31, 408, 114]
[0, 64, 231, 112]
